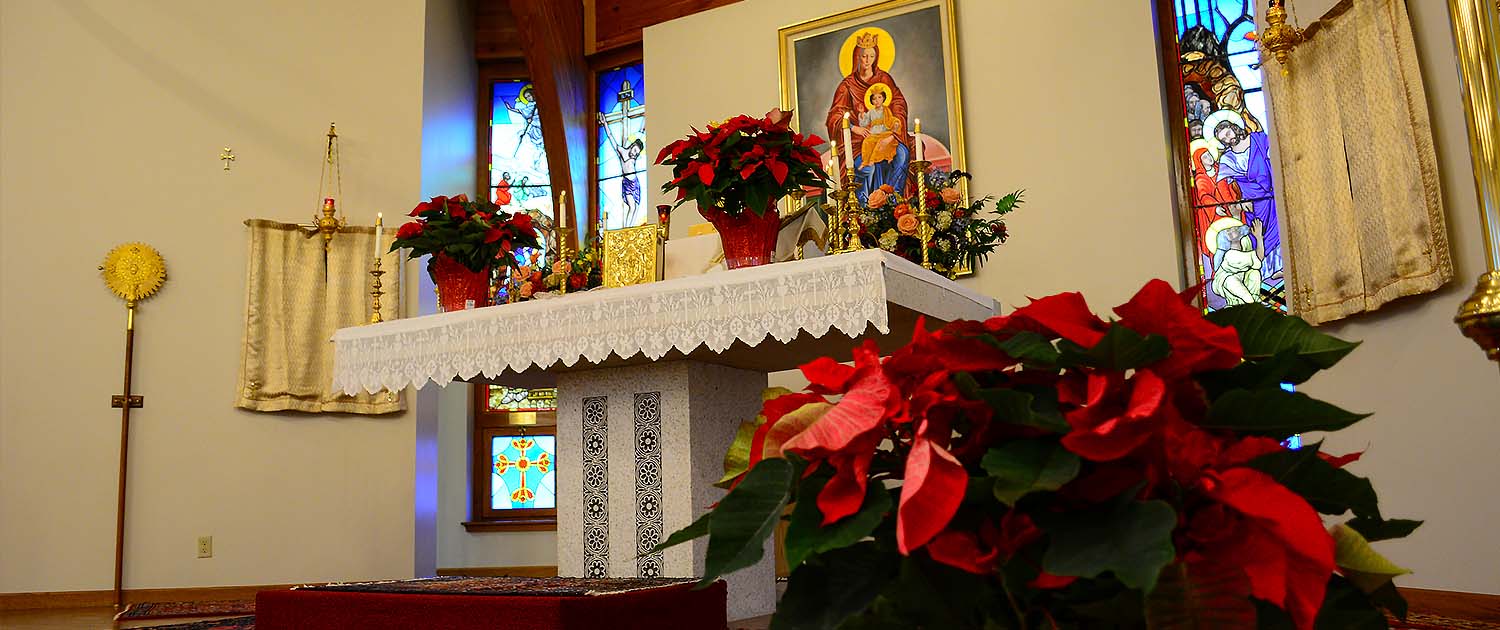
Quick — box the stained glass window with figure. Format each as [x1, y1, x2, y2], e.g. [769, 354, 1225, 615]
[1162, 0, 1287, 313]
[596, 63, 647, 230]
[490, 79, 553, 300]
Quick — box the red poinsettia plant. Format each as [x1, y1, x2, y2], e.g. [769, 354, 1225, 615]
[391, 194, 540, 280]
[655, 108, 831, 217]
[660, 280, 1419, 629]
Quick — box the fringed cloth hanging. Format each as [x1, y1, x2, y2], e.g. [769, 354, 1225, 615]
[1265, 0, 1453, 325]
[236, 219, 403, 414]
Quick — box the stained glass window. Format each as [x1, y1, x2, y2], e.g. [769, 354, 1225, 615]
[490, 80, 552, 215]
[491, 434, 556, 510]
[1165, 0, 1287, 312]
[484, 386, 558, 413]
[596, 62, 647, 230]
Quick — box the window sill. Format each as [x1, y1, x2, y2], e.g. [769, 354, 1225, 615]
[462, 518, 557, 533]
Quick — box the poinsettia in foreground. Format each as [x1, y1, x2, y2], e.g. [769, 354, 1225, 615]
[660, 280, 1420, 630]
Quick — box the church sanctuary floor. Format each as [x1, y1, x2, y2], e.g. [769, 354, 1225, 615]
[0, 606, 772, 629]
[0, 606, 246, 629]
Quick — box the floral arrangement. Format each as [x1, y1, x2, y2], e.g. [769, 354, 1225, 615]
[860, 169, 1023, 274]
[493, 230, 605, 302]
[655, 108, 830, 217]
[391, 194, 540, 278]
[662, 281, 1418, 629]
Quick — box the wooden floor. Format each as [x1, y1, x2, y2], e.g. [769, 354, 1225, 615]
[0, 606, 764, 630]
[0, 606, 244, 629]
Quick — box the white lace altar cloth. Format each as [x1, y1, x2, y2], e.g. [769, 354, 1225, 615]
[332, 249, 997, 395]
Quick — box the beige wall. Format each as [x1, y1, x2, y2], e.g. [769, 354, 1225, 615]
[646, 0, 1500, 594]
[0, 1, 427, 592]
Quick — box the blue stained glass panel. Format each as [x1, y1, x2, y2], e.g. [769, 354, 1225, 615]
[1170, 0, 1287, 313]
[596, 63, 647, 230]
[491, 434, 557, 510]
[491, 80, 553, 218]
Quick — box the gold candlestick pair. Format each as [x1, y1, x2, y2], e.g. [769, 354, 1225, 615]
[909, 159, 934, 270]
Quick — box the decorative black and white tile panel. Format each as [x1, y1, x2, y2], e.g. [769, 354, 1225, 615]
[634, 392, 664, 578]
[581, 396, 609, 579]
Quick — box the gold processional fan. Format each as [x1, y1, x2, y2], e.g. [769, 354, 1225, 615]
[98, 242, 167, 610]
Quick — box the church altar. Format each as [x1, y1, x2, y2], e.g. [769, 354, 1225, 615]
[332, 249, 997, 620]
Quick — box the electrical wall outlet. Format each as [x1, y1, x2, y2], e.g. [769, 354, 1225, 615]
[196, 535, 213, 558]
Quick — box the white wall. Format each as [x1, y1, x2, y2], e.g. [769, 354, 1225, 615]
[0, 0, 427, 592]
[646, 0, 1500, 594]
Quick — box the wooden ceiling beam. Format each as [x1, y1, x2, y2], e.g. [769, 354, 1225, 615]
[507, 0, 590, 246]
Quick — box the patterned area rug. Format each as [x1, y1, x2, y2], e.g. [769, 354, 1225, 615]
[116, 600, 256, 620]
[137, 616, 255, 630]
[295, 576, 698, 597]
[1392, 612, 1500, 629]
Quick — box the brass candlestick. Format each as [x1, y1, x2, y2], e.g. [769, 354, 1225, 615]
[910, 159, 934, 269]
[829, 167, 866, 254]
[368, 257, 386, 324]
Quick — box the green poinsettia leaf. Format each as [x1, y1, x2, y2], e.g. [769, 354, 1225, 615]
[1346, 516, 1422, 542]
[700, 457, 794, 587]
[1247, 443, 1379, 519]
[994, 331, 1061, 366]
[981, 439, 1080, 506]
[1081, 324, 1171, 371]
[650, 510, 712, 555]
[1365, 581, 1409, 621]
[954, 373, 1069, 433]
[716, 419, 764, 489]
[771, 542, 898, 630]
[1145, 560, 1257, 630]
[784, 473, 892, 570]
[1331, 524, 1411, 594]
[1205, 304, 1360, 382]
[1203, 389, 1370, 438]
[1043, 499, 1178, 592]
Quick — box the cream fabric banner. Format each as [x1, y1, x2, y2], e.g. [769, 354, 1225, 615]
[237, 219, 403, 413]
[1265, 0, 1452, 325]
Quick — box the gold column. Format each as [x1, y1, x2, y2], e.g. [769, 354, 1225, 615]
[1448, 0, 1500, 366]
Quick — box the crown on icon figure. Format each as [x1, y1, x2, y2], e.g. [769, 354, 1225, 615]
[857, 31, 880, 49]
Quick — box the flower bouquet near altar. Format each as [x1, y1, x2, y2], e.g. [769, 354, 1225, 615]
[661, 283, 1418, 629]
[655, 108, 831, 268]
[860, 169, 1023, 275]
[391, 194, 540, 311]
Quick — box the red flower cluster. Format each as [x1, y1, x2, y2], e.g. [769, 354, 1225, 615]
[391, 194, 542, 277]
[729, 280, 1373, 629]
[657, 108, 829, 217]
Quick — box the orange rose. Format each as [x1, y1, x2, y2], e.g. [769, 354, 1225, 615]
[519, 282, 535, 299]
[897, 214, 920, 235]
[894, 203, 912, 218]
[941, 187, 963, 204]
[868, 189, 889, 209]
[552, 260, 572, 275]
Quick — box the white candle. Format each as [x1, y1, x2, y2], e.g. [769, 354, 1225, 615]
[827, 145, 839, 186]
[913, 119, 924, 162]
[374, 212, 383, 260]
[842, 112, 854, 170]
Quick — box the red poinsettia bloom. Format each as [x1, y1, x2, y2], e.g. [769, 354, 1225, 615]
[988, 291, 1110, 347]
[1112, 279, 1243, 378]
[568, 273, 587, 290]
[1061, 369, 1169, 462]
[396, 222, 424, 240]
[484, 226, 506, 244]
[1194, 468, 1335, 630]
[781, 343, 893, 524]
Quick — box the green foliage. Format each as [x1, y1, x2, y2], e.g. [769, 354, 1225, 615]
[771, 542, 900, 630]
[982, 440, 1081, 506]
[784, 472, 892, 569]
[1248, 444, 1379, 519]
[955, 373, 1069, 433]
[1346, 517, 1423, 543]
[993, 331, 1062, 366]
[1043, 500, 1178, 592]
[1312, 576, 1389, 630]
[1205, 304, 1360, 383]
[1062, 324, 1171, 371]
[1203, 389, 1370, 438]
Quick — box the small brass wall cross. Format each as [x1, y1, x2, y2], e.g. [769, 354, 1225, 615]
[220, 147, 236, 171]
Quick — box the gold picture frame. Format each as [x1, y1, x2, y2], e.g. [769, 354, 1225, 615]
[778, 0, 965, 177]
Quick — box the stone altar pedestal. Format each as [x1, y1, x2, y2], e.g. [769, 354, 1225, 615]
[332, 249, 997, 621]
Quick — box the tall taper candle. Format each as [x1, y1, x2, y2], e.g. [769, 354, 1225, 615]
[842, 112, 854, 170]
[557, 190, 567, 230]
[374, 212, 383, 260]
[828, 143, 840, 186]
[913, 119, 924, 162]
